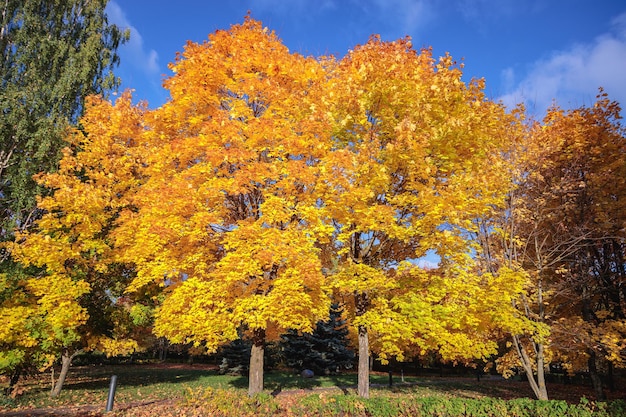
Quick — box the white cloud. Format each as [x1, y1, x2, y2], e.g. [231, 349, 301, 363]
[106, 1, 160, 76]
[415, 258, 438, 270]
[499, 12, 626, 116]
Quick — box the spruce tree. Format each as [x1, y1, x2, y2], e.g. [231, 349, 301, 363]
[218, 338, 251, 376]
[281, 303, 355, 375]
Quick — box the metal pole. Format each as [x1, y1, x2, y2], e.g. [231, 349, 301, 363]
[106, 375, 118, 412]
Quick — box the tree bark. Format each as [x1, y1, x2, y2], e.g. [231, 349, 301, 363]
[535, 342, 548, 400]
[512, 276, 549, 400]
[248, 328, 265, 396]
[512, 335, 548, 400]
[356, 296, 370, 398]
[588, 350, 606, 400]
[158, 336, 168, 361]
[50, 349, 78, 397]
[357, 324, 369, 398]
[354, 290, 370, 398]
[4, 368, 21, 396]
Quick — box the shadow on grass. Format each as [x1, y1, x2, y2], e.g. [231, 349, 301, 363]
[229, 373, 534, 401]
[59, 367, 424, 394]
[226, 372, 361, 392]
[5, 365, 368, 399]
[7, 364, 612, 414]
[377, 377, 540, 401]
[18, 365, 222, 396]
[226, 373, 312, 390]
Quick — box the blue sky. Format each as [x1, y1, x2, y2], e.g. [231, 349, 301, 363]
[107, 0, 626, 118]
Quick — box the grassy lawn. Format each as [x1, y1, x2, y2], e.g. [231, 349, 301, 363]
[0, 364, 423, 409]
[1, 363, 624, 415]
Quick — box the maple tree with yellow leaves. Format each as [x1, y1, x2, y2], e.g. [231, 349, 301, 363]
[319, 35, 537, 397]
[2, 93, 151, 396]
[112, 18, 334, 396]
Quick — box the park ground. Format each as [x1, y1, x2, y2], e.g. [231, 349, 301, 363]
[1, 363, 625, 416]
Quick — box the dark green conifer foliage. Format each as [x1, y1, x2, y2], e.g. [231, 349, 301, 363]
[218, 338, 251, 376]
[281, 303, 355, 375]
[0, 0, 128, 241]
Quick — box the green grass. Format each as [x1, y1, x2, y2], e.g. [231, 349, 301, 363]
[0, 363, 613, 413]
[0, 365, 425, 410]
[2, 365, 230, 409]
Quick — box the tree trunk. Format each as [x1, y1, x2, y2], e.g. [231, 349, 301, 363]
[50, 349, 76, 397]
[248, 328, 265, 396]
[158, 336, 168, 361]
[357, 324, 369, 398]
[354, 289, 370, 398]
[512, 335, 548, 400]
[535, 342, 548, 400]
[581, 287, 606, 401]
[4, 368, 21, 396]
[512, 276, 548, 400]
[588, 350, 606, 400]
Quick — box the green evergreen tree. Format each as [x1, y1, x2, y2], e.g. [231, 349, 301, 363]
[0, 0, 128, 242]
[281, 303, 355, 375]
[218, 338, 251, 376]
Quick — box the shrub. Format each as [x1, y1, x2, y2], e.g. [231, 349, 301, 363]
[184, 387, 281, 417]
[288, 394, 621, 417]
